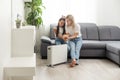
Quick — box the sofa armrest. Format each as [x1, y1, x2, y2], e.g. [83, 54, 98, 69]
[41, 36, 52, 44]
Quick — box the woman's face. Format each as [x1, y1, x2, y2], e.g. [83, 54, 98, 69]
[58, 20, 65, 27]
[66, 19, 72, 26]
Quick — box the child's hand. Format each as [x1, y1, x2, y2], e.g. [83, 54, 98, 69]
[53, 28, 57, 33]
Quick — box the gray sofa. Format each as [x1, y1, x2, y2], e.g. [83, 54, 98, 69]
[40, 23, 120, 66]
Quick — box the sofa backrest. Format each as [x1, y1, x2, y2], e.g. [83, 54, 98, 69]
[98, 26, 120, 41]
[78, 23, 99, 40]
[50, 23, 99, 40]
[49, 24, 57, 39]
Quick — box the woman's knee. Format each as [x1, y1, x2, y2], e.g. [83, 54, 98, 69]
[69, 41, 75, 46]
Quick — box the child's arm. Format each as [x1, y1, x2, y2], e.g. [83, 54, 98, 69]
[53, 27, 57, 37]
[58, 34, 63, 39]
[53, 27, 57, 33]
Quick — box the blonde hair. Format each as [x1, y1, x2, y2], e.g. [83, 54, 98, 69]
[66, 15, 75, 28]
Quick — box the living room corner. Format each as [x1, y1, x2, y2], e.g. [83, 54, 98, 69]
[1, 0, 120, 80]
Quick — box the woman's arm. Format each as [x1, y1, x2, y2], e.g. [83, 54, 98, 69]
[62, 33, 69, 41]
[62, 32, 78, 41]
[69, 32, 78, 39]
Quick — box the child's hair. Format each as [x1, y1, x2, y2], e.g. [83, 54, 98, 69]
[56, 18, 66, 37]
[66, 15, 75, 28]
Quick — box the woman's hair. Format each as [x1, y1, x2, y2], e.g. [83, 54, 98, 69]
[66, 15, 75, 28]
[56, 18, 66, 37]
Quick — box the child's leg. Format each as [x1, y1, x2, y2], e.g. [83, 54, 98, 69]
[55, 38, 62, 45]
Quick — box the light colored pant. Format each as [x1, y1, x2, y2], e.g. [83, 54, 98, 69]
[69, 37, 82, 61]
[55, 38, 66, 45]
[55, 38, 70, 52]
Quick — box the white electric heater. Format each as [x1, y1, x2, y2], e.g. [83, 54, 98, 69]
[47, 44, 67, 66]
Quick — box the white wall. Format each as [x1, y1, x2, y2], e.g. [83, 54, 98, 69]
[42, 0, 97, 25]
[12, 0, 24, 28]
[42, 0, 120, 27]
[66, 0, 97, 23]
[96, 0, 120, 26]
[0, 0, 11, 80]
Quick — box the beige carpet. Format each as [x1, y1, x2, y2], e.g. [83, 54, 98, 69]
[35, 54, 120, 80]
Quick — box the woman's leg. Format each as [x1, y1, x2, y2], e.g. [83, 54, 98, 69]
[69, 40, 77, 67]
[69, 41, 76, 59]
[66, 41, 70, 52]
[75, 37, 82, 64]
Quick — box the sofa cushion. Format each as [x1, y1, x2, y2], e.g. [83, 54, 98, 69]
[82, 40, 106, 49]
[78, 23, 87, 39]
[101, 41, 120, 55]
[106, 43, 120, 55]
[101, 41, 120, 44]
[79, 23, 99, 40]
[50, 24, 57, 39]
[98, 26, 120, 41]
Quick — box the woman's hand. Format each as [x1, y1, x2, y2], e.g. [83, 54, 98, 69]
[68, 32, 79, 39]
[62, 34, 69, 41]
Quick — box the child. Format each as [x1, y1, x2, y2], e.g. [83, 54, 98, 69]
[53, 17, 66, 45]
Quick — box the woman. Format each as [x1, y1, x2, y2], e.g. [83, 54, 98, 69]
[54, 17, 66, 45]
[65, 15, 82, 67]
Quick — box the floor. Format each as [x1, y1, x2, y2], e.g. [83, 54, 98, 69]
[35, 54, 120, 80]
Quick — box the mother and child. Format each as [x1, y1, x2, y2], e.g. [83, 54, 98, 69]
[53, 15, 83, 67]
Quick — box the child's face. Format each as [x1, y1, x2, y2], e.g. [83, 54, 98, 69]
[58, 20, 65, 27]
